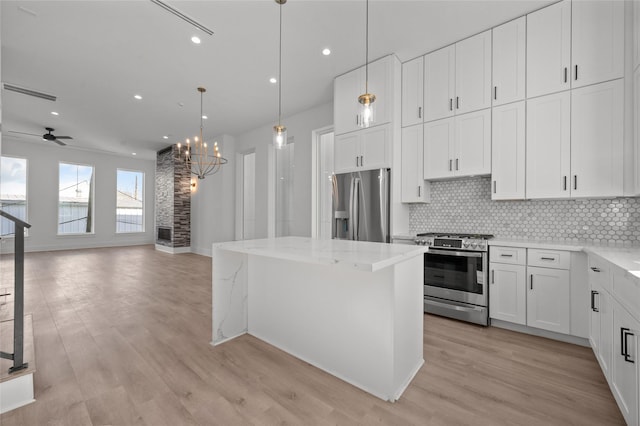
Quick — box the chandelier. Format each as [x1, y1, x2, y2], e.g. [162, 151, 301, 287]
[176, 87, 227, 179]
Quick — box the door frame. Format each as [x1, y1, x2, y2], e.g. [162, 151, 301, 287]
[311, 125, 334, 238]
[235, 148, 256, 240]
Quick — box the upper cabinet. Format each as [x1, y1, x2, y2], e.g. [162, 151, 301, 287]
[527, 0, 572, 98]
[571, 0, 624, 89]
[527, 0, 624, 98]
[423, 31, 491, 122]
[334, 56, 395, 136]
[492, 17, 526, 106]
[402, 57, 424, 127]
[334, 124, 390, 174]
[401, 124, 429, 203]
[492, 101, 525, 200]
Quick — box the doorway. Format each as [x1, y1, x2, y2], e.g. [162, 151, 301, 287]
[311, 127, 334, 239]
[236, 150, 256, 240]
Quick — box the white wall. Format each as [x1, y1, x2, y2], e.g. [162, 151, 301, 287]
[190, 134, 236, 256]
[1, 138, 155, 252]
[233, 102, 333, 239]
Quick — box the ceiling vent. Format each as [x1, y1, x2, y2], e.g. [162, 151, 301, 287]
[149, 0, 214, 36]
[3, 83, 56, 102]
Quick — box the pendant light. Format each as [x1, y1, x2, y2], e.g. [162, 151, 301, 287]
[273, 0, 287, 149]
[358, 0, 375, 128]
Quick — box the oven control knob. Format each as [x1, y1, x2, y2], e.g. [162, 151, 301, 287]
[478, 242, 485, 250]
[463, 242, 470, 248]
[471, 242, 478, 249]
[426, 240, 432, 246]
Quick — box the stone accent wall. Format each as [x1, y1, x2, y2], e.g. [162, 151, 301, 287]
[409, 176, 640, 245]
[155, 146, 190, 248]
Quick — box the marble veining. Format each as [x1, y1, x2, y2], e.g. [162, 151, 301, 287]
[215, 259, 245, 342]
[212, 249, 248, 345]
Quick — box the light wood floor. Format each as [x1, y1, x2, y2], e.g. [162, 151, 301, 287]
[0, 245, 625, 425]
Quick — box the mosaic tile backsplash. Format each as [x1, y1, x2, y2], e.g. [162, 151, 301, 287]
[409, 177, 640, 244]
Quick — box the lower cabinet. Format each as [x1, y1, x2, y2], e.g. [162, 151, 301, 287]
[490, 263, 526, 325]
[590, 279, 613, 378]
[527, 266, 570, 334]
[610, 298, 639, 426]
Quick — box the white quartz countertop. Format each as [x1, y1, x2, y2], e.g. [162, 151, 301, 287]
[583, 246, 640, 280]
[213, 236, 427, 272]
[489, 239, 585, 251]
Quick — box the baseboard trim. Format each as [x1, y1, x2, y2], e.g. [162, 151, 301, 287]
[491, 319, 590, 347]
[154, 245, 191, 254]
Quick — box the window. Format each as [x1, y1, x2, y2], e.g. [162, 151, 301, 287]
[58, 162, 94, 234]
[116, 169, 144, 233]
[0, 156, 27, 236]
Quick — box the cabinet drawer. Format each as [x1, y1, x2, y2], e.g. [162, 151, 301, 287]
[490, 247, 526, 265]
[527, 249, 570, 270]
[588, 255, 611, 293]
[612, 269, 640, 319]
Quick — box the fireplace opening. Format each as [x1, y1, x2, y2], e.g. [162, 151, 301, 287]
[157, 227, 171, 242]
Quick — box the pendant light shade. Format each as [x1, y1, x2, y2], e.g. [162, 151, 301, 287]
[273, 0, 287, 149]
[358, 0, 376, 129]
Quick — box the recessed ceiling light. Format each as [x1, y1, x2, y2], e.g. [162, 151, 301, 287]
[322, 48, 331, 56]
[163, 135, 169, 139]
[191, 36, 201, 44]
[202, 115, 208, 120]
[269, 77, 277, 84]
[134, 94, 142, 100]
[51, 111, 59, 116]
[132, 152, 137, 156]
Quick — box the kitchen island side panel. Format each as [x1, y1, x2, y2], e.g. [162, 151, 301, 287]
[211, 248, 248, 345]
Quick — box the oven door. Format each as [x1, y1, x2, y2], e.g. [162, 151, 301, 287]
[423, 248, 488, 307]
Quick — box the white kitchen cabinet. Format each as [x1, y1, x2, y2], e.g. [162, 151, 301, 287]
[334, 56, 394, 135]
[333, 124, 390, 174]
[492, 17, 526, 106]
[490, 262, 527, 325]
[527, 266, 571, 334]
[423, 109, 491, 180]
[401, 124, 429, 203]
[611, 298, 639, 426]
[635, 0, 640, 71]
[570, 79, 623, 198]
[455, 30, 492, 115]
[491, 101, 525, 200]
[424, 45, 455, 122]
[402, 57, 424, 127]
[527, 0, 571, 98]
[636, 67, 640, 195]
[589, 273, 613, 379]
[571, 0, 624, 89]
[526, 91, 571, 199]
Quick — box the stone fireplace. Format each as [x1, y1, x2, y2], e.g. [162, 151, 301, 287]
[155, 146, 191, 253]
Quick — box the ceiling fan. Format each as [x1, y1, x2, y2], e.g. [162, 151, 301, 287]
[7, 127, 73, 146]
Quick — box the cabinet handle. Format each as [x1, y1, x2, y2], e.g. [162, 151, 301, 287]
[590, 290, 599, 312]
[418, 106, 422, 119]
[456, 96, 459, 110]
[449, 98, 453, 111]
[494, 86, 497, 100]
[356, 115, 359, 126]
[500, 254, 513, 257]
[360, 155, 363, 167]
[574, 175, 577, 191]
[418, 186, 421, 197]
[563, 176, 567, 191]
[493, 181, 496, 194]
[455, 158, 459, 171]
[564, 67, 568, 83]
[530, 274, 533, 290]
[540, 257, 555, 261]
[621, 327, 635, 363]
[449, 159, 452, 171]
[356, 156, 359, 167]
[590, 266, 601, 272]
[575, 65, 578, 81]
[491, 269, 495, 284]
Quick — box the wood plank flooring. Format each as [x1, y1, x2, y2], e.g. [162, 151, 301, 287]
[0, 245, 625, 425]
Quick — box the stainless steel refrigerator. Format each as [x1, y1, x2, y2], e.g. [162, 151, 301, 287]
[331, 169, 390, 243]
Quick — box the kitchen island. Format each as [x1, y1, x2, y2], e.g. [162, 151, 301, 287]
[211, 237, 426, 401]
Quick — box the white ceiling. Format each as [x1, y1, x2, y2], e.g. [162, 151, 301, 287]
[1, 0, 551, 160]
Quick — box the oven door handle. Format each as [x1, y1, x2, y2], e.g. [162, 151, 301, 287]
[427, 249, 483, 258]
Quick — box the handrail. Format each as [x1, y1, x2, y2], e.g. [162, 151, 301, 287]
[0, 209, 30, 373]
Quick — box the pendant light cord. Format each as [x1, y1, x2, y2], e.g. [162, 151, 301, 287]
[365, 0, 369, 94]
[278, 2, 283, 126]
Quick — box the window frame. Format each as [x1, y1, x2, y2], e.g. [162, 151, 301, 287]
[57, 161, 96, 236]
[0, 155, 29, 238]
[115, 168, 145, 234]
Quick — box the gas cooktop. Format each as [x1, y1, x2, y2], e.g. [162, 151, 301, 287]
[414, 233, 494, 250]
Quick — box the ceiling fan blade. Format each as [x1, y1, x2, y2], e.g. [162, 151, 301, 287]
[52, 139, 67, 146]
[7, 130, 40, 137]
[55, 136, 73, 139]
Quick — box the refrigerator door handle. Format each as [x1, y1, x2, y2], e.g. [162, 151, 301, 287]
[353, 177, 361, 240]
[348, 176, 355, 240]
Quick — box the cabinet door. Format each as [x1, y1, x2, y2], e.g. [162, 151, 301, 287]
[599, 288, 613, 379]
[526, 91, 571, 199]
[635, 0, 640, 70]
[611, 301, 639, 426]
[491, 101, 525, 200]
[334, 68, 363, 135]
[455, 30, 492, 114]
[636, 67, 640, 194]
[492, 17, 526, 106]
[401, 125, 426, 203]
[590, 280, 602, 363]
[367, 57, 391, 127]
[571, 0, 624, 89]
[454, 109, 491, 177]
[424, 45, 455, 122]
[526, 266, 570, 334]
[527, 0, 571, 98]
[423, 117, 454, 180]
[571, 79, 623, 198]
[402, 57, 424, 127]
[490, 263, 526, 325]
[359, 124, 389, 171]
[334, 133, 360, 174]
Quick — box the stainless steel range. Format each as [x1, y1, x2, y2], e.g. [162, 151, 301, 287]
[415, 233, 493, 326]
